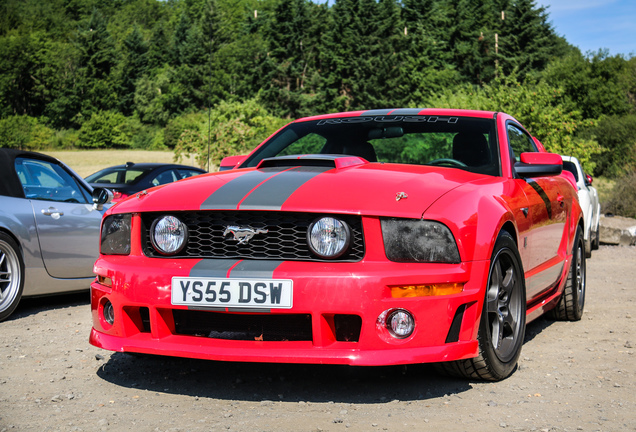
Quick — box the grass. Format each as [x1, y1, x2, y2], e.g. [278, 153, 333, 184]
[593, 177, 615, 207]
[43, 149, 199, 177]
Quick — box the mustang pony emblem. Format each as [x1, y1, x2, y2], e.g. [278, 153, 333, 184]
[223, 226, 268, 244]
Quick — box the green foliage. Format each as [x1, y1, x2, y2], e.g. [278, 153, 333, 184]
[0, 115, 54, 150]
[541, 51, 634, 119]
[164, 111, 206, 149]
[581, 115, 636, 177]
[77, 110, 131, 149]
[173, 99, 287, 169]
[0, 0, 633, 178]
[603, 171, 636, 219]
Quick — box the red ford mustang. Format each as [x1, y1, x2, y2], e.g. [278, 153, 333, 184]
[90, 109, 586, 381]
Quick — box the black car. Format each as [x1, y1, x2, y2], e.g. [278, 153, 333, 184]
[85, 162, 206, 201]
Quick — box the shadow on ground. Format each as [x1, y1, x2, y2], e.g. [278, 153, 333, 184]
[94, 314, 557, 403]
[96, 353, 473, 404]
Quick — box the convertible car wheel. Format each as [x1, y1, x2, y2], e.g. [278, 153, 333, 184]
[440, 231, 526, 381]
[0, 233, 25, 322]
[551, 226, 586, 321]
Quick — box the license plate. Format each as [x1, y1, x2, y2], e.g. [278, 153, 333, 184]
[171, 277, 293, 309]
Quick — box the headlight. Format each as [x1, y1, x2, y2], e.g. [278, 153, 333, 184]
[151, 215, 188, 255]
[381, 218, 460, 263]
[307, 217, 351, 259]
[100, 214, 131, 255]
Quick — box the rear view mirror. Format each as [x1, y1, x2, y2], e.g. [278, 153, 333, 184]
[514, 152, 563, 178]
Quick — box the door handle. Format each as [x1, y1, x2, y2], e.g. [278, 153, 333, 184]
[41, 207, 64, 217]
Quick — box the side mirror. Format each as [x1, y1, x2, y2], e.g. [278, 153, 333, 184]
[514, 152, 563, 178]
[92, 187, 113, 211]
[219, 155, 247, 171]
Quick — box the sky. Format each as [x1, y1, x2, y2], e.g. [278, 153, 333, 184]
[536, 0, 636, 57]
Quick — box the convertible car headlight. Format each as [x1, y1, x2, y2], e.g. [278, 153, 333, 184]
[307, 217, 351, 259]
[150, 215, 188, 255]
[381, 218, 460, 263]
[100, 214, 132, 255]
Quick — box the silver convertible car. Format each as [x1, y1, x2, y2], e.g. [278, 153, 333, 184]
[0, 148, 112, 321]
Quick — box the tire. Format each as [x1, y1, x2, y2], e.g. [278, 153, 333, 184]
[550, 225, 586, 321]
[438, 231, 526, 381]
[0, 233, 25, 322]
[584, 226, 592, 259]
[591, 220, 600, 251]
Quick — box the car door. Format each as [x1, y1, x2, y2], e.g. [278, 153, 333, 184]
[507, 123, 566, 300]
[15, 157, 105, 279]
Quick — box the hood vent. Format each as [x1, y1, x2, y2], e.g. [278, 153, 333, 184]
[257, 154, 368, 170]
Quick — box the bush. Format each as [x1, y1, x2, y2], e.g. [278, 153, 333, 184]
[603, 171, 636, 219]
[0, 115, 54, 150]
[77, 110, 131, 149]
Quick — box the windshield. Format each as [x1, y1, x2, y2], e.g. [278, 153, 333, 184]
[242, 115, 500, 176]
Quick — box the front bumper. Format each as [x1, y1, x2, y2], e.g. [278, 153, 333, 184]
[90, 256, 490, 366]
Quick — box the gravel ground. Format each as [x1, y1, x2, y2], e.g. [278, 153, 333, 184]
[1, 245, 635, 432]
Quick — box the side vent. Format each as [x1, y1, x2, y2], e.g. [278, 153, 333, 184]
[445, 304, 467, 343]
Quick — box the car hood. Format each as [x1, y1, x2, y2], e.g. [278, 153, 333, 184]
[111, 160, 487, 219]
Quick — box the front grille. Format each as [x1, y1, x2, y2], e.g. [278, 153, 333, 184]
[141, 211, 365, 261]
[173, 310, 312, 341]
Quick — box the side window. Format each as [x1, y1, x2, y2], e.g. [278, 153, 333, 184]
[15, 157, 89, 203]
[562, 161, 579, 182]
[150, 170, 177, 186]
[177, 169, 203, 179]
[507, 123, 537, 162]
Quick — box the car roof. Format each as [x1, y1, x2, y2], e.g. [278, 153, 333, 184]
[0, 148, 63, 198]
[294, 108, 497, 123]
[102, 162, 204, 170]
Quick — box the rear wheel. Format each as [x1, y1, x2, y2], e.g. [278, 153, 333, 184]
[0, 233, 25, 322]
[591, 219, 600, 251]
[550, 225, 586, 321]
[439, 231, 526, 381]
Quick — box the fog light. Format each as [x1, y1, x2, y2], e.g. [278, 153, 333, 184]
[377, 309, 415, 339]
[387, 310, 414, 338]
[103, 300, 115, 325]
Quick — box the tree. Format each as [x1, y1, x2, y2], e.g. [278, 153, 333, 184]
[74, 8, 118, 121]
[259, 0, 323, 118]
[173, 99, 287, 169]
[400, 0, 461, 104]
[498, 0, 565, 81]
[118, 24, 149, 116]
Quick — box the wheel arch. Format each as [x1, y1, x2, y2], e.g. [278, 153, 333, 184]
[0, 227, 24, 259]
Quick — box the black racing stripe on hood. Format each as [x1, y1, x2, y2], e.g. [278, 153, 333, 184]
[200, 169, 279, 210]
[189, 259, 240, 277]
[228, 260, 284, 278]
[239, 166, 330, 210]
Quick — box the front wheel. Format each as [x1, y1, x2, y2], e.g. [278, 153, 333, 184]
[439, 231, 526, 381]
[550, 225, 586, 321]
[0, 233, 25, 322]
